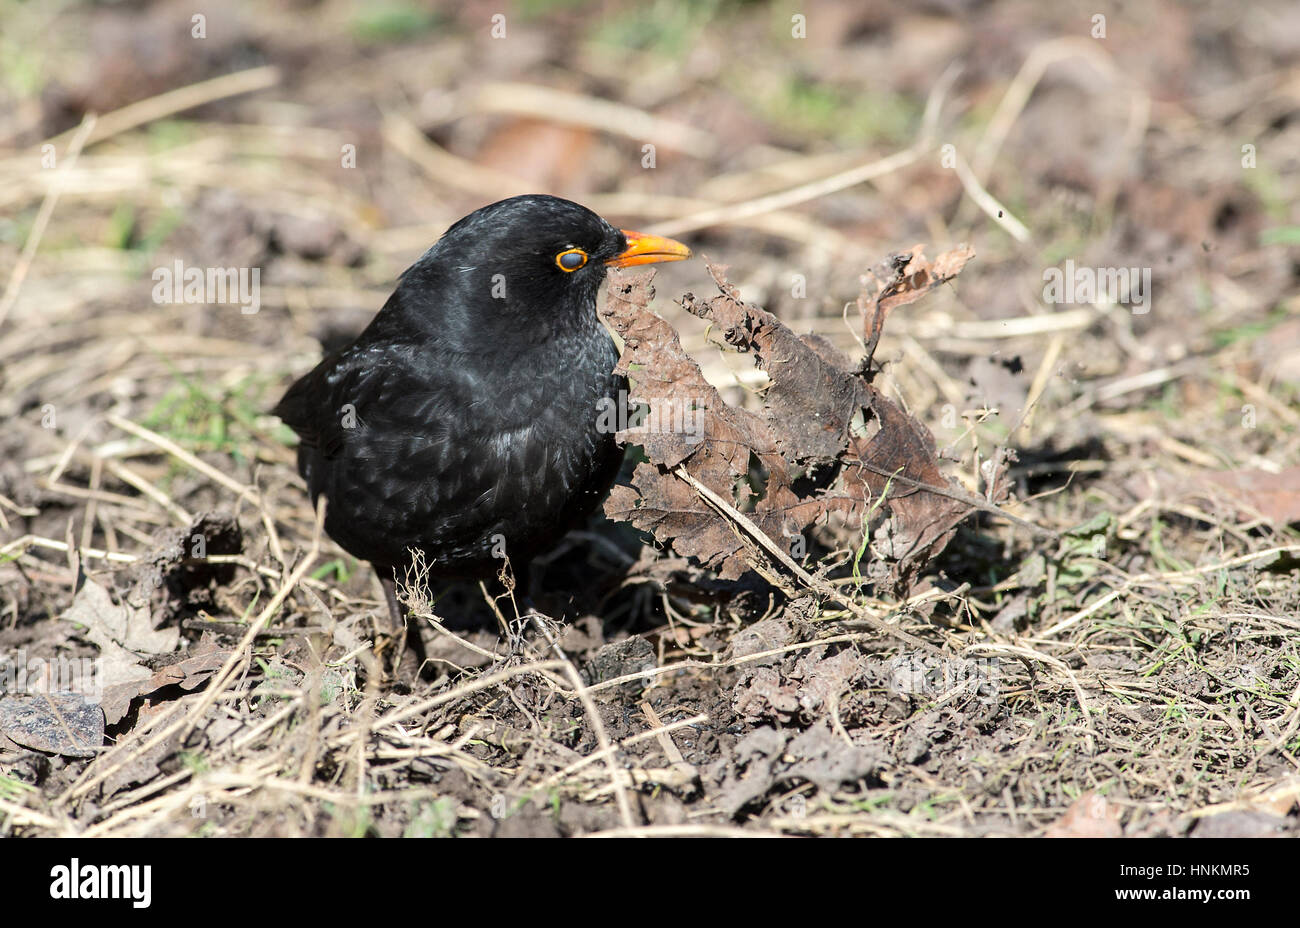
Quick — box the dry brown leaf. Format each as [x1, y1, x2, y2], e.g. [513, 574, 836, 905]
[60, 578, 186, 727]
[62, 578, 179, 658]
[99, 641, 233, 727]
[1196, 468, 1300, 525]
[600, 253, 977, 586]
[476, 119, 597, 194]
[1044, 791, 1123, 838]
[0, 692, 103, 758]
[860, 243, 975, 363]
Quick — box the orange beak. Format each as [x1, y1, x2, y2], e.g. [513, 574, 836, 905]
[606, 230, 693, 268]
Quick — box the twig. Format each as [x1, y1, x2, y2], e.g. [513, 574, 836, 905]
[121, 418, 286, 569]
[383, 112, 532, 200]
[1032, 544, 1300, 640]
[647, 147, 923, 238]
[646, 63, 964, 238]
[0, 796, 67, 833]
[461, 82, 718, 156]
[522, 611, 639, 829]
[538, 714, 707, 791]
[950, 149, 1031, 242]
[42, 66, 280, 152]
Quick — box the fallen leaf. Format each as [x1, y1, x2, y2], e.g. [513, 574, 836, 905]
[99, 642, 233, 727]
[143, 641, 231, 693]
[61, 578, 182, 725]
[102, 729, 180, 796]
[860, 244, 975, 363]
[476, 119, 597, 194]
[1045, 791, 1123, 837]
[0, 692, 104, 758]
[600, 254, 977, 586]
[1197, 468, 1300, 525]
[62, 578, 179, 656]
[97, 683, 143, 728]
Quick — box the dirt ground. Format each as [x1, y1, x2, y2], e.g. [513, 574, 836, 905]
[1, 0, 1299, 837]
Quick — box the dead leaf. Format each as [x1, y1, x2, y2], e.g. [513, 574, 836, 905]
[60, 579, 188, 725]
[102, 729, 180, 796]
[97, 683, 144, 728]
[143, 641, 231, 693]
[1250, 317, 1300, 388]
[600, 255, 977, 587]
[1045, 791, 1123, 837]
[62, 577, 179, 656]
[99, 643, 233, 727]
[0, 692, 104, 757]
[860, 244, 975, 363]
[1197, 468, 1300, 525]
[476, 119, 596, 194]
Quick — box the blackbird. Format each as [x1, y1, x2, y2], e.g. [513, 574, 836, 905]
[273, 194, 691, 632]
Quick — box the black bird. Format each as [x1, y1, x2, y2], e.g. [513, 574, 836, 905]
[273, 195, 691, 636]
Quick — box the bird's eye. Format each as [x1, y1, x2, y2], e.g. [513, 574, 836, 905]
[556, 248, 588, 272]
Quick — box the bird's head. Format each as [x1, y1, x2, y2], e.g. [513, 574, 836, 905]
[399, 195, 691, 337]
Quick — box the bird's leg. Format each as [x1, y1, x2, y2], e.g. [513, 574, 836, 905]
[484, 559, 543, 653]
[379, 575, 404, 630]
[513, 559, 536, 616]
[507, 561, 569, 663]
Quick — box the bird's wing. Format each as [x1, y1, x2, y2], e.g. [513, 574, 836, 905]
[274, 340, 466, 461]
[274, 339, 541, 551]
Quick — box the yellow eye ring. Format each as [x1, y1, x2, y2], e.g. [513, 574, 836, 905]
[556, 248, 588, 272]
